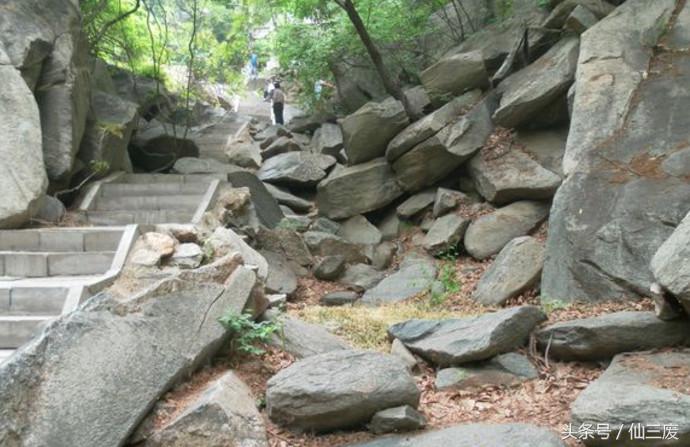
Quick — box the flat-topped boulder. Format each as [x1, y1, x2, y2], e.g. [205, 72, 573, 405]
[420, 51, 489, 97]
[339, 215, 383, 246]
[266, 350, 420, 432]
[536, 312, 690, 361]
[473, 237, 544, 306]
[262, 310, 350, 359]
[317, 158, 404, 220]
[387, 91, 482, 162]
[493, 37, 580, 128]
[341, 97, 409, 165]
[258, 152, 336, 187]
[388, 306, 546, 366]
[393, 95, 497, 193]
[397, 190, 437, 219]
[422, 214, 471, 256]
[343, 423, 567, 447]
[468, 149, 562, 204]
[571, 350, 690, 446]
[464, 201, 550, 260]
[363, 251, 438, 306]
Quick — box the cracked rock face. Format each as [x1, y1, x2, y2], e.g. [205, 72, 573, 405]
[0, 261, 261, 447]
[542, 0, 690, 303]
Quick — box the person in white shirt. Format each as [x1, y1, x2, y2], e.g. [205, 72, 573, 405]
[271, 82, 286, 125]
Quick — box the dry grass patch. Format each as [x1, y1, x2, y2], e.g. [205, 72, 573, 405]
[292, 301, 485, 351]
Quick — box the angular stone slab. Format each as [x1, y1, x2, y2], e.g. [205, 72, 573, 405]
[422, 214, 471, 256]
[317, 158, 404, 220]
[257, 152, 336, 187]
[420, 51, 489, 97]
[571, 350, 690, 446]
[266, 350, 420, 432]
[363, 251, 438, 306]
[652, 211, 690, 312]
[388, 306, 546, 366]
[536, 312, 690, 361]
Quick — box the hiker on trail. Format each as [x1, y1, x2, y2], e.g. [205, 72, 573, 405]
[314, 79, 335, 101]
[271, 82, 286, 125]
[249, 52, 259, 79]
[263, 79, 275, 101]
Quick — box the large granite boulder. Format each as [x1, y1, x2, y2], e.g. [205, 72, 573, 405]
[303, 231, 367, 264]
[341, 97, 409, 165]
[78, 91, 139, 175]
[266, 350, 420, 432]
[344, 423, 567, 447]
[571, 350, 690, 446]
[473, 237, 544, 306]
[0, 49, 47, 228]
[464, 201, 550, 260]
[311, 123, 344, 158]
[257, 152, 336, 187]
[543, 0, 616, 30]
[493, 37, 579, 128]
[136, 371, 268, 447]
[130, 120, 200, 171]
[468, 148, 562, 204]
[543, 0, 690, 303]
[262, 310, 351, 359]
[264, 183, 313, 213]
[388, 306, 546, 366]
[393, 95, 498, 193]
[536, 312, 690, 361]
[0, 261, 262, 447]
[339, 215, 383, 246]
[651, 211, 690, 313]
[422, 214, 471, 256]
[362, 251, 439, 306]
[420, 51, 489, 97]
[386, 91, 482, 162]
[227, 171, 285, 229]
[317, 159, 404, 220]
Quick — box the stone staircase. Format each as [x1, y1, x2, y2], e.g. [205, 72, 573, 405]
[73, 172, 225, 226]
[0, 226, 138, 360]
[192, 113, 251, 162]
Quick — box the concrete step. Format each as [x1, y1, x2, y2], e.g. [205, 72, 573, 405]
[92, 194, 203, 211]
[0, 228, 125, 253]
[1, 286, 69, 315]
[0, 251, 116, 278]
[83, 210, 196, 226]
[0, 316, 51, 349]
[99, 182, 212, 197]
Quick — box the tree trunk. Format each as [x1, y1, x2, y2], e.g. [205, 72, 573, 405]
[333, 0, 422, 122]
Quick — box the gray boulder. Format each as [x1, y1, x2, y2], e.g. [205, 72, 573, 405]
[565, 5, 600, 34]
[255, 227, 312, 267]
[369, 406, 427, 435]
[543, 0, 615, 30]
[372, 241, 397, 270]
[322, 291, 360, 306]
[515, 129, 568, 177]
[172, 157, 244, 176]
[397, 189, 437, 220]
[433, 188, 477, 218]
[435, 365, 522, 391]
[341, 97, 409, 165]
[652, 211, 690, 312]
[422, 214, 471, 256]
[257, 152, 336, 187]
[543, 0, 689, 303]
[261, 251, 298, 296]
[311, 123, 344, 158]
[420, 51, 489, 97]
[344, 423, 567, 447]
[571, 350, 690, 446]
[464, 201, 550, 260]
[493, 37, 580, 128]
[225, 127, 263, 169]
[473, 237, 544, 306]
[393, 95, 498, 193]
[379, 211, 402, 241]
[387, 91, 482, 162]
[339, 264, 386, 292]
[388, 306, 546, 366]
[266, 350, 420, 432]
[262, 136, 304, 160]
[536, 312, 690, 361]
[311, 217, 342, 235]
[228, 171, 285, 229]
[303, 231, 367, 264]
[78, 91, 138, 175]
[491, 352, 539, 379]
[317, 158, 404, 220]
[255, 124, 291, 146]
[130, 120, 199, 171]
[264, 183, 312, 213]
[33, 195, 66, 224]
[207, 228, 268, 281]
[0, 263, 261, 447]
[137, 371, 268, 447]
[0, 55, 46, 228]
[313, 255, 346, 281]
[468, 149, 562, 204]
[363, 251, 438, 306]
[263, 310, 350, 359]
[339, 215, 383, 246]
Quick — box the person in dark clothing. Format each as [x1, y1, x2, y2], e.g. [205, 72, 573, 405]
[271, 82, 286, 125]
